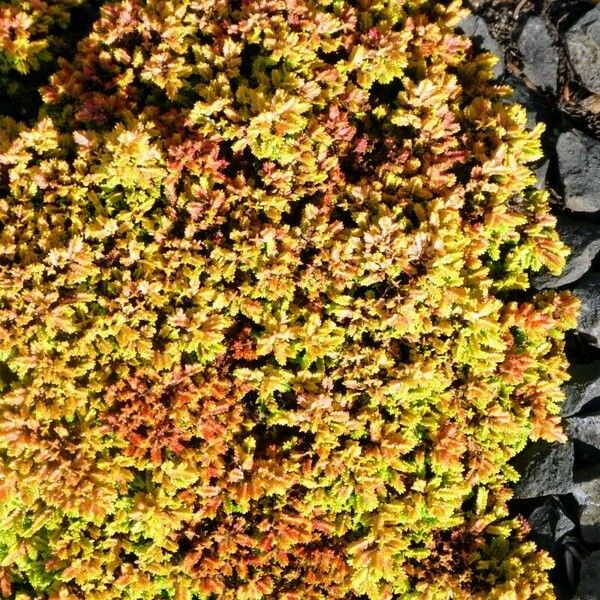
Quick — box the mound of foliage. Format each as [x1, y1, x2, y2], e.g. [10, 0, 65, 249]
[0, 0, 578, 598]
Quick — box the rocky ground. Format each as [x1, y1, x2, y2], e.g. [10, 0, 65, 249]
[460, 1, 600, 598]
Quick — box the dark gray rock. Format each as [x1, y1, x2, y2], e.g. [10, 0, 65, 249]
[573, 272, 600, 346]
[566, 411, 600, 448]
[527, 498, 575, 551]
[518, 17, 559, 92]
[457, 15, 505, 79]
[533, 159, 549, 189]
[556, 584, 574, 600]
[565, 6, 600, 95]
[574, 551, 600, 599]
[571, 467, 600, 544]
[561, 360, 600, 416]
[576, 498, 600, 543]
[572, 470, 600, 507]
[557, 130, 600, 213]
[581, 503, 600, 544]
[532, 215, 600, 289]
[574, 550, 600, 599]
[513, 439, 573, 499]
[556, 509, 577, 541]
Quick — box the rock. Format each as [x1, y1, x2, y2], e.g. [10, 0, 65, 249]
[532, 215, 600, 289]
[565, 6, 600, 94]
[527, 498, 575, 551]
[574, 551, 600, 599]
[557, 130, 600, 213]
[571, 468, 600, 544]
[565, 411, 600, 448]
[518, 17, 559, 92]
[555, 509, 576, 541]
[533, 159, 549, 189]
[512, 439, 573, 499]
[561, 360, 600, 416]
[581, 503, 600, 544]
[457, 15, 505, 79]
[573, 272, 600, 346]
[556, 584, 574, 600]
[572, 468, 600, 506]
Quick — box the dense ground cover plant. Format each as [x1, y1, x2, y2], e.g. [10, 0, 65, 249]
[0, 0, 579, 598]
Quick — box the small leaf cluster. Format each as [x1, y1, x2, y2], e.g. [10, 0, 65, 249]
[0, 0, 90, 117]
[0, 0, 578, 599]
[0, 1, 88, 76]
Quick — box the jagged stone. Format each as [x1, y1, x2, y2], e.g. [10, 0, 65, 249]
[573, 273, 600, 346]
[533, 159, 549, 189]
[518, 16, 558, 92]
[527, 498, 575, 552]
[565, 6, 600, 95]
[557, 130, 600, 213]
[572, 470, 600, 507]
[512, 440, 573, 499]
[457, 14, 505, 79]
[561, 360, 600, 416]
[532, 215, 600, 289]
[571, 468, 600, 544]
[581, 503, 600, 544]
[566, 412, 600, 449]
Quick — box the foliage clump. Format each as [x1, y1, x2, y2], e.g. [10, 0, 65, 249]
[0, 0, 85, 74]
[0, 0, 578, 598]
[0, 0, 97, 118]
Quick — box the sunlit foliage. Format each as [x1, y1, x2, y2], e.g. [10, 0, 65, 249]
[0, 0, 578, 598]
